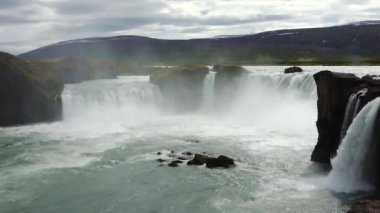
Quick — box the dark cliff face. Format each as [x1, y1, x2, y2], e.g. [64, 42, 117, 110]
[0, 52, 64, 126]
[311, 71, 362, 164]
[150, 65, 209, 112]
[311, 71, 380, 166]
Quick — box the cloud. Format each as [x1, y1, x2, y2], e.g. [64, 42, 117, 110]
[0, 0, 379, 54]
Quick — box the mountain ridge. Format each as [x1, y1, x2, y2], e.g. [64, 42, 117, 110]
[19, 20, 380, 65]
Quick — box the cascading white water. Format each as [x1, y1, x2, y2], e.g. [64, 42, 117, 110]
[5, 66, 380, 213]
[62, 76, 162, 124]
[246, 71, 317, 98]
[223, 71, 317, 131]
[327, 98, 380, 193]
[201, 71, 216, 110]
[340, 89, 368, 141]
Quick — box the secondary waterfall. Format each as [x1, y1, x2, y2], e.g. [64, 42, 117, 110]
[340, 89, 368, 141]
[327, 97, 380, 192]
[246, 71, 316, 98]
[201, 71, 216, 110]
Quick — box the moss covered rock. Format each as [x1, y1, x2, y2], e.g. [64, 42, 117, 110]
[150, 65, 209, 112]
[0, 52, 64, 126]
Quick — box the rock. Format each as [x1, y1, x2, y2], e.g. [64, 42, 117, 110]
[213, 65, 249, 108]
[177, 156, 189, 160]
[348, 200, 380, 213]
[168, 162, 179, 167]
[150, 65, 209, 112]
[156, 159, 166, 163]
[182, 152, 193, 156]
[187, 154, 209, 165]
[0, 52, 64, 127]
[311, 71, 361, 165]
[205, 155, 235, 168]
[284, 66, 303, 74]
[168, 160, 183, 167]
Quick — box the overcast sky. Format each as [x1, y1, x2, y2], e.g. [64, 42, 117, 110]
[1, 0, 380, 54]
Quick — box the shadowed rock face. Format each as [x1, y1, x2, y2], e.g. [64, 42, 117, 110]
[0, 52, 64, 127]
[213, 65, 249, 108]
[311, 71, 362, 164]
[150, 65, 209, 112]
[311, 71, 380, 166]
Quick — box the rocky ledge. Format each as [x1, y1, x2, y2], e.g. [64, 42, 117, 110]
[0, 52, 64, 126]
[150, 65, 209, 112]
[213, 64, 249, 107]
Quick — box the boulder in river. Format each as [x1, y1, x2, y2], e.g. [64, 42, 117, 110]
[187, 154, 209, 165]
[284, 66, 303, 74]
[0, 52, 64, 127]
[205, 155, 235, 168]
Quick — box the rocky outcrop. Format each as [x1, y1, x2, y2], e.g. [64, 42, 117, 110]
[150, 65, 209, 112]
[284, 66, 303, 73]
[0, 52, 64, 126]
[213, 65, 249, 107]
[348, 200, 380, 213]
[311, 71, 380, 165]
[155, 150, 235, 169]
[311, 71, 361, 164]
[206, 155, 235, 168]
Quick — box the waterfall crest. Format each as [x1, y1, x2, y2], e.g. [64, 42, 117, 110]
[340, 89, 368, 141]
[62, 76, 162, 121]
[327, 97, 380, 192]
[247, 72, 316, 98]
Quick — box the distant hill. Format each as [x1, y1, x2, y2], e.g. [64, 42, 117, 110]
[19, 21, 380, 65]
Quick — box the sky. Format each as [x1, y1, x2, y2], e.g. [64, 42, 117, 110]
[1, 0, 380, 54]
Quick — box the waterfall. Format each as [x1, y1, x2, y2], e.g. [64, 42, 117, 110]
[62, 76, 162, 122]
[247, 72, 316, 98]
[326, 97, 380, 192]
[202, 71, 216, 110]
[340, 89, 368, 141]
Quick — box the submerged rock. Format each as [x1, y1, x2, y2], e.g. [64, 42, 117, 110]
[156, 159, 166, 163]
[284, 66, 303, 74]
[0, 52, 64, 127]
[150, 65, 209, 112]
[348, 200, 380, 213]
[206, 155, 235, 168]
